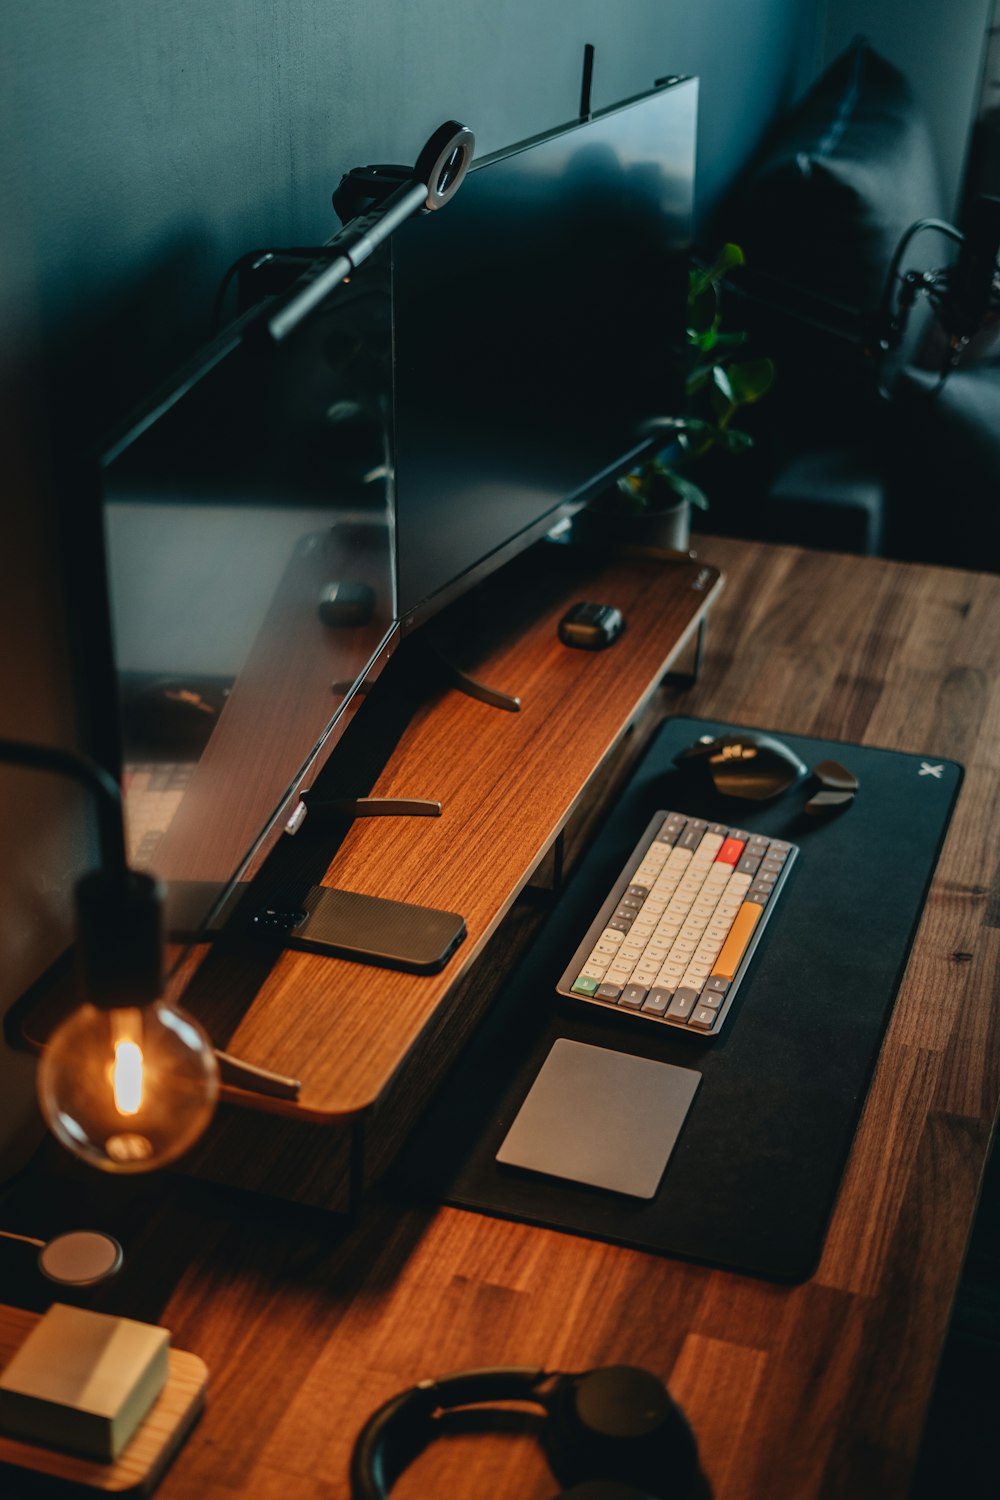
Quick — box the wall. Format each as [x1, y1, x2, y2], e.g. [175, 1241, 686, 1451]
[0, 0, 822, 1163]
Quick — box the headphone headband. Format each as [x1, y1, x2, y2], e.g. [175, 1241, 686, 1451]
[349, 1363, 707, 1499]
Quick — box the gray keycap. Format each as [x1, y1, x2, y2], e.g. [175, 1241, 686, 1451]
[596, 983, 622, 1001]
[627, 885, 649, 899]
[708, 823, 729, 836]
[737, 853, 761, 875]
[755, 870, 777, 885]
[747, 883, 771, 904]
[609, 914, 633, 931]
[769, 841, 792, 855]
[699, 990, 723, 1010]
[689, 1006, 718, 1030]
[667, 987, 700, 1018]
[679, 827, 704, 850]
[642, 988, 672, 1015]
[760, 858, 784, 874]
[620, 985, 647, 1009]
[704, 976, 729, 994]
[619, 894, 644, 910]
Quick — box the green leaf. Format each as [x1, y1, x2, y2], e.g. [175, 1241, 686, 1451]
[688, 242, 745, 298]
[672, 416, 714, 439]
[709, 382, 733, 421]
[713, 242, 746, 276]
[726, 357, 775, 404]
[689, 327, 719, 353]
[720, 427, 754, 453]
[686, 283, 718, 337]
[685, 364, 713, 396]
[660, 469, 710, 510]
[712, 366, 734, 403]
[709, 330, 749, 350]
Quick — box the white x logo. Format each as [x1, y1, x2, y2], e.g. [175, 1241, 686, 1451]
[919, 762, 944, 779]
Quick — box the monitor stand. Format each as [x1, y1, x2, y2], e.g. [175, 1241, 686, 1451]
[249, 620, 524, 973]
[422, 636, 521, 713]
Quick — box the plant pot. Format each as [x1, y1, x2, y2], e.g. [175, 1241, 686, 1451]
[571, 498, 692, 557]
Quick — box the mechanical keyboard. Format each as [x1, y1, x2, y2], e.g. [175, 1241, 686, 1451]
[557, 810, 797, 1036]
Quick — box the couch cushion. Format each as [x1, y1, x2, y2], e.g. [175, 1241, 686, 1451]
[730, 37, 945, 318]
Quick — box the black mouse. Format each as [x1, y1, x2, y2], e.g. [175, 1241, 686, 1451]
[674, 732, 808, 801]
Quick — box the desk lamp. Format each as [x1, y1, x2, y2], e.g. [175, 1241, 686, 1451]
[0, 740, 218, 1174]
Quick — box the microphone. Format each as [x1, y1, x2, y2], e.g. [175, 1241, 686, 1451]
[943, 192, 1000, 341]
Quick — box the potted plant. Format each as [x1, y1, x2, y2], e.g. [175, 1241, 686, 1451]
[580, 245, 775, 554]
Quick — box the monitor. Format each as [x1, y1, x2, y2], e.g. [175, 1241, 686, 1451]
[88, 248, 397, 942]
[391, 77, 697, 628]
[81, 77, 697, 959]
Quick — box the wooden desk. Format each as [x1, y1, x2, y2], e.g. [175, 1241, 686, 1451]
[4, 537, 999, 1499]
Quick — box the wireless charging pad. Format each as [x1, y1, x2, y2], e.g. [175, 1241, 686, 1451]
[37, 1231, 123, 1286]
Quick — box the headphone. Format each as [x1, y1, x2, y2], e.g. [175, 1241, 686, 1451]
[349, 1364, 709, 1499]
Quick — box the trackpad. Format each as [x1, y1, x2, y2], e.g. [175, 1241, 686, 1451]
[495, 1039, 700, 1200]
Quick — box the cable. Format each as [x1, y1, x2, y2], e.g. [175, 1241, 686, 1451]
[0, 739, 127, 877]
[0, 1228, 45, 1249]
[875, 218, 963, 355]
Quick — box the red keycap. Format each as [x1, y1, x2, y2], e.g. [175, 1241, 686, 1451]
[716, 837, 746, 866]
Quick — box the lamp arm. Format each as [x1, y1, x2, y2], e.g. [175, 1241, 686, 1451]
[0, 738, 127, 877]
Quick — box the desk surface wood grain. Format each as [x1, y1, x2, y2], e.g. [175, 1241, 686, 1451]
[4, 537, 998, 1500]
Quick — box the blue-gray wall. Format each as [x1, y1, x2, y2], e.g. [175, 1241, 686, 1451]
[0, 0, 824, 1159]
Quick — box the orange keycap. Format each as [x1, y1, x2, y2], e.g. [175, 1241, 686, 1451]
[711, 901, 764, 980]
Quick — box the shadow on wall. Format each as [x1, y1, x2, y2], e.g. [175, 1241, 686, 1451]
[39, 227, 226, 453]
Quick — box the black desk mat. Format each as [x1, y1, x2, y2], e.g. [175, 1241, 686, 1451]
[396, 717, 962, 1282]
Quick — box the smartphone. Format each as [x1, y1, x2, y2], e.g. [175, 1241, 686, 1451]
[253, 885, 466, 974]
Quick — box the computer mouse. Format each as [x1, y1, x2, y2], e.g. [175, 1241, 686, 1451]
[673, 732, 808, 801]
[318, 579, 376, 627]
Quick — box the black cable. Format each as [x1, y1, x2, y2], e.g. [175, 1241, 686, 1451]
[875, 218, 964, 354]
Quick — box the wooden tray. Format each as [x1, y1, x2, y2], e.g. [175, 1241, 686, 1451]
[0, 1306, 206, 1496]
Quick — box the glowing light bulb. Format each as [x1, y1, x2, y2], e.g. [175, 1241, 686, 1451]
[112, 1029, 144, 1116]
[37, 999, 219, 1174]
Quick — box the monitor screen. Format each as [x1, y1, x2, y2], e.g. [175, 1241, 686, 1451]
[391, 78, 697, 627]
[95, 250, 397, 940]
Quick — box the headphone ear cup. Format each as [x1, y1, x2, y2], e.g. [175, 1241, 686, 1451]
[540, 1366, 702, 1499]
